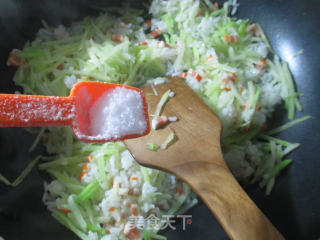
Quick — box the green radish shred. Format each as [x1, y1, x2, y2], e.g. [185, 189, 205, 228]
[0, 155, 41, 187]
[265, 115, 311, 135]
[147, 143, 159, 151]
[160, 132, 176, 150]
[154, 89, 171, 118]
[28, 127, 45, 152]
[76, 180, 100, 204]
[259, 159, 292, 190]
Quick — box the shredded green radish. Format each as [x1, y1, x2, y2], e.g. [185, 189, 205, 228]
[0, 155, 41, 187]
[28, 127, 45, 152]
[293, 49, 304, 57]
[154, 89, 172, 118]
[258, 134, 293, 147]
[161, 132, 176, 150]
[259, 159, 292, 194]
[143, 230, 167, 240]
[147, 143, 159, 151]
[76, 180, 100, 204]
[265, 115, 311, 135]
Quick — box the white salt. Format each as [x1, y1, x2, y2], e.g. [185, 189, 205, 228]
[168, 116, 178, 122]
[151, 85, 158, 96]
[153, 77, 167, 86]
[169, 91, 175, 98]
[89, 87, 147, 139]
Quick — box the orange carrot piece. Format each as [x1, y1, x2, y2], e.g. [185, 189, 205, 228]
[145, 20, 152, 28]
[131, 207, 138, 216]
[79, 172, 86, 180]
[151, 29, 162, 37]
[109, 207, 116, 212]
[111, 34, 124, 42]
[125, 227, 141, 240]
[58, 208, 72, 213]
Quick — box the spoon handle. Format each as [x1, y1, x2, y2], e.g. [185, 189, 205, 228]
[0, 94, 74, 127]
[173, 157, 285, 240]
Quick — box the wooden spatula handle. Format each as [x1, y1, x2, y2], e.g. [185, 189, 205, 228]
[172, 157, 284, 240]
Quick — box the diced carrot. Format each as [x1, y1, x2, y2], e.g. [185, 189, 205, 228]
[56, 64, 64, 70]
[145, 20, 152, 28]
[239, 87, 244, 92]
[179, 72, 188, 78]
[224, 88, 231, 91]
[257, 106, 262, 111]
[82, 164, 88, 171]
[109, 207, 116, 212]
[205, 56, 214, 61]
[111, 34, 124, 42]
[196, 74, 202, 82]
[152, 116, 169, 130]
[130, 176, 138, 181]
[156, 41, 171, 48]
[125, 227, 140, 240]
[255, 64, 265, 71]
[139, 41, 148, 46]
[126, 202, 132, 208]
[176, 186, 183, 194]
[85, 155, 94, 162]
[225, 34, 238, 43]
[58, 208, 72, 213]
[230, 73, 237, 79]
[7, 49, 22, 67]
[128, 189, 134, 196]
[222, 73, 237, 83]
[249, 24, 261, 37]
[243, 104, 247, 109]
[106, 229, 110, 234]
[179, 70, 202, 81]
[131, 207, 138, 216]
[123, 20, 130, 25]
[79, 172, 86, 180]
[151, 29, 162, 37]
[190, 71, 202, 82]
[259, 59, 267, 65]
[255, 59, 267, 70]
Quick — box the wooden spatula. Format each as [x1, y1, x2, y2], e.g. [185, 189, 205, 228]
[124, 78, 284, 240]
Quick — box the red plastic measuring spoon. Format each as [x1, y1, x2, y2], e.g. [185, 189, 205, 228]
[0, 81, 150, 142]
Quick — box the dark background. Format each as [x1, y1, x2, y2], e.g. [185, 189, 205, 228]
[0, 0, 319, 239]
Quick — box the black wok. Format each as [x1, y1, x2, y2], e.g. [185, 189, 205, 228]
[0, 0, 319, 239]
